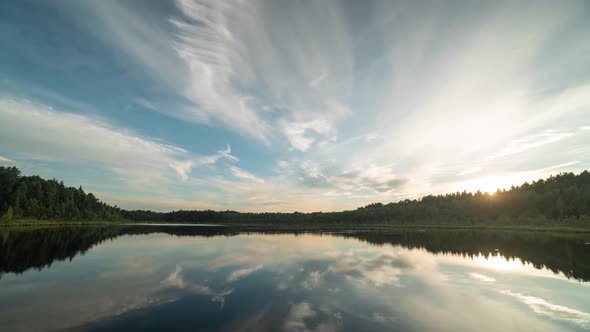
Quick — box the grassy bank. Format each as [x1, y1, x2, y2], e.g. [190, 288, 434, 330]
[2, 218, 590, 234]
[222, 223, 590, 233]
[0, 219, 121, 227]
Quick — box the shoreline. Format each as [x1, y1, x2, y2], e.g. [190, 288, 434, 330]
[2, 220, 590, 233]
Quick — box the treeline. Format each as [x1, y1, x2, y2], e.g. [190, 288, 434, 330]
[0, 167, 122, 221]
[122, 170, 590, 226]
[1, 166, 590, 226]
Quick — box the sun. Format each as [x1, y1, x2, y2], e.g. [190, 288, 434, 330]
[460, 174, 528, 194]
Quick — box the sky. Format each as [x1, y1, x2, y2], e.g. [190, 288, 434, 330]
[0, 0, 589, 212]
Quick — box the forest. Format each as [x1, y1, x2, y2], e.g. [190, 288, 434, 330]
[1, 166, 589, 227]
[0, 167, 122, 221]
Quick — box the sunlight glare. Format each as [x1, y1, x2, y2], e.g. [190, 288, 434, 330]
[474, 254, 526, 272]
[460, 174, 526, 194]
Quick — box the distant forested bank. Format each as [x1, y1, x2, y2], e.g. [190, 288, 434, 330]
[1, 166, 589, 227]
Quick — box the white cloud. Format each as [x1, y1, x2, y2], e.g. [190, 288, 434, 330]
[170, 145, 238, 181]
[95, 192, 226, 212]
[277, 160, 290, 169]
[229, 166, 265, 183]
[0, 156, 18, 165]
[0, 98, 233, 185]
[279, 100, 350, 152]
[490, 132, 575, 159]
[457, 167, 482, 176]
[298, 160, 406, 194]
[168, 161, 194, 182]
[281, 119, 333, 152]
[5, 1, 590, 212]
[364, 133, 379, 142]
[170, 0, 272, 142]
[0, 99, 181, 166]
[61, 1, 186, 91]
[309, 71, 328, 88]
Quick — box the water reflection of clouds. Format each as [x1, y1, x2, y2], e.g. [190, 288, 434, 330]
[501, 290, 590, 329]
[301, 270, 326, 290]
[469, 272, 496, 282]
[160, 264, 233, 308]
[284, 302, 340, 332]
[169, 233, 588, 330]
[233, 235, 579, 331]
[284, 302, 316, 331]
[0, 265, 177, 331]
[161, 265, 185, 288]
[2, 232, 588, 332]
[92, 234, 590, 331]
[226, 264, 264, 282]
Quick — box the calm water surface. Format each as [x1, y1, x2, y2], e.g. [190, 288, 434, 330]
[0, 226, 589, 331]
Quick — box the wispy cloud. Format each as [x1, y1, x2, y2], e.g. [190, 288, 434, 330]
[309, 71, 328, 88]
[297, 160, 407, 194]
[71, 0, 354, 147]
[229, 166, 264, 183]
[170, 145, 238, 181]
[490, 132, 575, 159]
[0, 99, 182, 168]
[2, 0, 589, 211]
[170, 0, 273, 142]
[0, 156, 18, 165]
[0, 98, 233, 186]
[457, 167, 482, 176]
[95, 192, 226, 212]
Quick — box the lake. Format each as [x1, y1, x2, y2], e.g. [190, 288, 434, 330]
[0, 225, 589, 331]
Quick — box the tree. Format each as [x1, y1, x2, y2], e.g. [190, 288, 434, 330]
[1, 205, 13, 221]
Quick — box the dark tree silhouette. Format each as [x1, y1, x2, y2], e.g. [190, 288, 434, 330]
[0, 167, 122, 221]
[1, 166, 589, 226]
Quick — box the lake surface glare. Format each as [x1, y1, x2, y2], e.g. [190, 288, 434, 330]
[0, 226, 589, 331]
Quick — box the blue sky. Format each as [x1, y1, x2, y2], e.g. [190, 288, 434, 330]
[1, 0, 589, 212]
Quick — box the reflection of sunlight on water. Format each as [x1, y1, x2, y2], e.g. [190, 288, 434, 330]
[473, 254, 527, 271]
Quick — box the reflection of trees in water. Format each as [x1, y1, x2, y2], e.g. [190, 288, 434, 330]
[343, 231, 590, 281]
[0, 226, 233, 276]
[1, 227, 588, 282]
